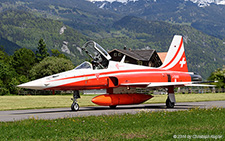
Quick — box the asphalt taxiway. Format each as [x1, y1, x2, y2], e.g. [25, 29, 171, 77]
[0, 101, 224, 122]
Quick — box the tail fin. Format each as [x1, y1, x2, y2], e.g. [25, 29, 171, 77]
[160, 35, 188, 72]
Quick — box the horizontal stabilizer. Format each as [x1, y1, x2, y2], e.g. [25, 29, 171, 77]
[184, 84, 215, 87]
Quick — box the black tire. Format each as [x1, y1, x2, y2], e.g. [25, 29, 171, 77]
[71, 103, 79, 111]
[109, 105, 117, 109]
[166, 98, 175, 108]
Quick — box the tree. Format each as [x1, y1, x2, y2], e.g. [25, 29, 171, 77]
[0, 45, 9, 62]
[0, 61, 18, 95]
[29, 57, 74, 80]
[11, 48, 36, 76]
[35, 38, 49, 62]
[51, 49, 68, 59]
[0, 61, 17, 85]
[208, 65, 225, 88]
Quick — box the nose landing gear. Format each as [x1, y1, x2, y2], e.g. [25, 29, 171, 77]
[71, 90, 80, 111]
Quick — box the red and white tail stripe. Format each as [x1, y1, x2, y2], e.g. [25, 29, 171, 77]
[160, 35, 188, 72]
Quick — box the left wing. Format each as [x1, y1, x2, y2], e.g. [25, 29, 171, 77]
[120, 82, 215, 88]
[147, 82, 191, 87]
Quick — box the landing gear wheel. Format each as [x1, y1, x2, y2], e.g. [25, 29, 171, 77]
[166, 98, 175, 108]
[71, 90, 80, 111]
[71, 102, 79, 111]
[109, 105, 117, 109]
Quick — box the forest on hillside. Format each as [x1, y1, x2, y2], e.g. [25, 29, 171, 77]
[0, 10, 225, 79]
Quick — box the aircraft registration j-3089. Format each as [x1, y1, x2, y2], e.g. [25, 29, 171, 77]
[18, 35, 215, 111]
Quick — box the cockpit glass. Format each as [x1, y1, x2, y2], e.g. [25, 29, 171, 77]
[82, 41, 111, 60]
[74, 61, 93, 70]
[81, 41, 111, 69]
[84, 42, 99, 59]
[96, 43, 110, 58]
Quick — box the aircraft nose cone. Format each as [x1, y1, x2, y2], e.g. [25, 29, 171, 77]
[17, 79, 45, 90]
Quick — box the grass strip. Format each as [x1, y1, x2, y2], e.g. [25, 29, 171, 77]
[0, 93, 224, 111]
[0, 108, 224, 140]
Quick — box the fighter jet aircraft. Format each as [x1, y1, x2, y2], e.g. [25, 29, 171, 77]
[18, 35, 213, 111]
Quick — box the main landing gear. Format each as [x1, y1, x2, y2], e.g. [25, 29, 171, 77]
[166, 86, 176, 108]
[166, 97, 175, 108]
[71, 90, 80, 111]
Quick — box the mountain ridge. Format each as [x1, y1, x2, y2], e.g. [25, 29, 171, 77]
[88, 0, 225, 7]
[90, 0, 225, 39]
[0, 1, 225, 79]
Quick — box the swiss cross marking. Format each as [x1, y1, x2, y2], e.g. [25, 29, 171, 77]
[179, 57, 186, 68]
[95, 73, 100, 79]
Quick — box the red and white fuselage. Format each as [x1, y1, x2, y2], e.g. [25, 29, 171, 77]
[17, 61, 196, 91]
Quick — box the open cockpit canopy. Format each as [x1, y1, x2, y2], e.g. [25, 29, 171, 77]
[82, 41, 111, 69]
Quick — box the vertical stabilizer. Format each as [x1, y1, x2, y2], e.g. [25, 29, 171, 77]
[160, 35, 188, 72]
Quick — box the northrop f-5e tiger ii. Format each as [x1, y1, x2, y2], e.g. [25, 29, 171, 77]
[18, 35, 213, 111]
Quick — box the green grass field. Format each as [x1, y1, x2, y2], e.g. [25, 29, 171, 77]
[0, 108, 224, 140]
[0, 93, 224, 110]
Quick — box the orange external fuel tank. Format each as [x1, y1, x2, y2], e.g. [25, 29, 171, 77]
[91, 94, 153, 106]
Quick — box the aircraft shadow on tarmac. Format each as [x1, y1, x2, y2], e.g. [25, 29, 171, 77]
[86, 104, 201, 111]
[11, 104, 202, 115]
